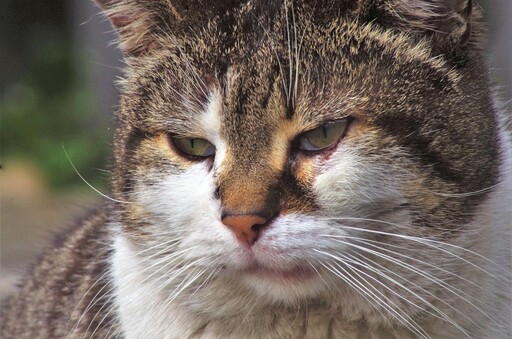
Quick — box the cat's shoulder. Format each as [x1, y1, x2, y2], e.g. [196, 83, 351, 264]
[1, 208, 118, 338]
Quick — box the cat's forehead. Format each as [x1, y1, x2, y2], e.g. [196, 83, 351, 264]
[122, 12, 454, 134]
[114, 0, 477, 129]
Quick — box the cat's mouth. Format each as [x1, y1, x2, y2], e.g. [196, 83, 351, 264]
[244, 264, 315, 283]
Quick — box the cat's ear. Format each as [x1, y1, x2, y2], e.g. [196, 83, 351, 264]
[94, 0, 244, 57]
[94, 0, 180, 56]
[382, 0, 476, 57]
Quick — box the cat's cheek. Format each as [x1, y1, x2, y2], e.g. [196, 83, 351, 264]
[313, 146, 406, 213]
[132, 163, 246, 261]
[133, 164, 220, 237]
[313, 148, 364, 212]
[134, 164, 216, 213]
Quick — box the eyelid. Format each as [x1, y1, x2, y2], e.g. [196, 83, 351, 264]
[169, 132, 205, 139]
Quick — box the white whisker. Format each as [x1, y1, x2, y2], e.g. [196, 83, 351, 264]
[316, 248, 471, 338]
[322, 217, 510, 281]
[320, 260, 429, 338]
[62, 145, 131, 205]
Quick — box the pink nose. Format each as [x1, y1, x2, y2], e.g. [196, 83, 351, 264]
[222, 215, 268, 247]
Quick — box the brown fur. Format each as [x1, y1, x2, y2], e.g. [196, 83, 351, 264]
[2, 0, 509, 338]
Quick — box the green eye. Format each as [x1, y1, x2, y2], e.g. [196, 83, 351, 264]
[299, 119, 348, 151]
[172, 137, 215, 158]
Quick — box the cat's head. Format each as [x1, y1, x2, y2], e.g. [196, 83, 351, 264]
[98, 0, 505, 329]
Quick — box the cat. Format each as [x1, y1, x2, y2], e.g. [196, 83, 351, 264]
[2, 0, 511, 338]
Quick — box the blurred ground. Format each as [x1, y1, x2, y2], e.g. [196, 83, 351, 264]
[0, 162, 101, 301]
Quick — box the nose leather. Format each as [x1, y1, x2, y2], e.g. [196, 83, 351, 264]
[222, 215, 268, 247]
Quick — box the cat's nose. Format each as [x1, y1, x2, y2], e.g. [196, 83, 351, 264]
[222, 214, 269, 247]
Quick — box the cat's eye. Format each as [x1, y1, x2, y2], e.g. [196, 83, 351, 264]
[298, 119, 348, 151]
[172, 137, 215, 158]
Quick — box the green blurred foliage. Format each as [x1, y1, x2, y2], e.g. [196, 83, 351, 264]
[1, 29, 109, 190]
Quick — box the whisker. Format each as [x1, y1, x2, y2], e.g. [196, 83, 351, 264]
[86, 288, 118, 339]
[188, 267, 219, 300]
[162, 268, 208, 306]
[351, 251, 474, 336]
[347, 236, 510, 309]
[316, 249, 470, 337]
[138, 247, 200, 285]
[320, 260, 429, 338]
[319, 261, 389, 323]
[322, 218, 510, 280]
[305, 260, 337, 299]
[129, 237, 185, 265]
[62, 145, 131, 204]
[149, 258, 208, 301]
[344, 247, 487, 332]
[68, 270, 111, 336]
[284, 0, 294, 113]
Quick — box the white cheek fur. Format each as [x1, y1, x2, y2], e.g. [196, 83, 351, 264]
[132, 87, 236, 265]
[112, 164, 238, 338]
[134, 164, 240, 260]
[314, 146, 406, 215]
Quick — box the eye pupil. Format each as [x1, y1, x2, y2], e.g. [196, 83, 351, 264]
[322, 125, 328, 139]
[298, 119, 348, 152]
[170, 136, 215, 159]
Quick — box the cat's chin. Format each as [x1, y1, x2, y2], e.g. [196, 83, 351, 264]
[245, 263, 315, 283]
[238, 263, 324, 302]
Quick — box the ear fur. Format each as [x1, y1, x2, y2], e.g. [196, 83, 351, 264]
[96, 0, 478, 60]
[381, 0, 477, 60]
[303, 0, 478, 60]
[94, 0, 173, 56]
[94, 0, 245, 57]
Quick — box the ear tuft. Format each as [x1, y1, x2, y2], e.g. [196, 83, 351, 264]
[381, 0, 476, 59]
[95, 0, 180, 57]
[94, 0, 245, 57]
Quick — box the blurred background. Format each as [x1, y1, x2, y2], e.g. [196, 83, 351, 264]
[1, 0, 123, 298]
[1, 0, 511, 299]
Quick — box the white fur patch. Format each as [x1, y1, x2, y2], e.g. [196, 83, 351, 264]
[200, 89, 228, 171]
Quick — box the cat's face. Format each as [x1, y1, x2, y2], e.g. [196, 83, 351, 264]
[104, 0, 502, 327]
